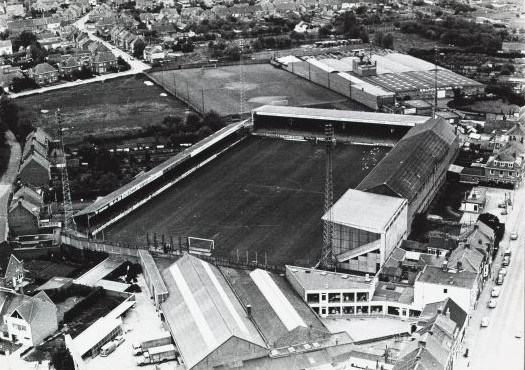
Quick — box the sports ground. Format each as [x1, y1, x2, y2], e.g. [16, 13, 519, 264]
[148, 64, 351, 116]
[105, 136, 389, 266]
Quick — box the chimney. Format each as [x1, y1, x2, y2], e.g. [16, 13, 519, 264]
[246, 304, 252, 318]
[418, 339, 426, 349]
[457, 261, 463, 272]
[437, 307, 443, 315]
[442, 260, 448, 272]
[445, 308, 450, 318]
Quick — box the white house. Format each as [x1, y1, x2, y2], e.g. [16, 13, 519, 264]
[413, 265, 478, 313]
[460, 187, 487, 213]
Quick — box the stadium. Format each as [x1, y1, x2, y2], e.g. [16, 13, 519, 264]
[75, 106, 458, 272]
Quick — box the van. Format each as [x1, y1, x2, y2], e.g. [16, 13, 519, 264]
[496, 273, 504, 285]
[100, 341, 117, 357]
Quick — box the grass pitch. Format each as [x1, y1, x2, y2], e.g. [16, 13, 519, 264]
[15, 75, 187, 143]
[105, 136, 389, 266]
[148, 64, 350, 116]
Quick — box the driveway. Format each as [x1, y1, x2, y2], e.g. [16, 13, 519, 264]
[0, 131, 21, 241]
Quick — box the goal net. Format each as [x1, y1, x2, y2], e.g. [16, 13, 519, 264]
[201, 64, 217, 70]
[188, 237, 214, 256]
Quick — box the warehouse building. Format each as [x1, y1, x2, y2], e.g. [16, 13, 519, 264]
[138, 250, 168, 309]
[159, 254, 352, 369]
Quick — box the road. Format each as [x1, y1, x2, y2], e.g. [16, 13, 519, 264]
[456, 185, 525, 370]
[10, 13, 150, 99]
[0, 131, 21, 241]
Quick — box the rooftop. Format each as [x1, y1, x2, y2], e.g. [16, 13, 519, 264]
[72, 317, 122, 356]
[253, 105, 431, 127]
[286, 265, 373, 291]
[322, 189, 406, 233]
[417, 266, 477, 289]
[372, 282, 414, 304]
[36, 277, 73, 291]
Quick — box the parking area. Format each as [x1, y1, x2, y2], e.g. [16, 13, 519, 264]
[460, 187, 514, 230]
[83, 274, 182, 370]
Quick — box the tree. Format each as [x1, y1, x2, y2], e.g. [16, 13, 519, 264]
[13, 30, 38, 51]
[382, 33, 394, 49]
[50, 344, 74, 370]
[0, 95, 18, 137]
[133, 38, 146, 58]
[359, 28, 369, 43]
[374, 30, 384, 46]
[225, 45, 240, 61]
[202, 111, 225, 131]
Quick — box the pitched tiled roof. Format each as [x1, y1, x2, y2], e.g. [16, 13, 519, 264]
[13, 186, 43, 208]
[446, 244, 484, 272]
[33, 62, 57, 75]
[9, 197, 40, 217]
[19, 151, 50, 174]
[92, 51, 116, 63]
[357, 118, 457, 202]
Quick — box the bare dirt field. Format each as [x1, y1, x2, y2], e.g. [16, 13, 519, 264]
[148, 64, 351, 116]
[105, 136, 389, 266]
[15, 75, 187, 144]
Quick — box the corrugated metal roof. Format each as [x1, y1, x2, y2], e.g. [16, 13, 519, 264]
[250, 269, 306, 332]
[161, 255, 266, 369]
[138, 250, 168, 296]
[357, 118, 457, 202]
[73, 317, 122, 356]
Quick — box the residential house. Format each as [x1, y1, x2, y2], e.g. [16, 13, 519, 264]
[95, 17, 117, 38]
[0, 39, 12, 55]
[135, 0, 155, 10]
[413, 265, 478, 313]
[5, 4, 25, 18]
[8, 193, 41, 236]
[0, 255, 25, 289]
[18, 152, 50, 188]
[0, 291, 58, 346]
[394, 298, 468, 370]
[0, 14, 8, 33]
[484, 146, 523, 188]
[87, 40, 110, 55]
[33, 0, 60, 12]
[30, 62, 58, 85]
[38, 31, 62, 50]
[157, 7, 180, 23]
[446, 242, 487, 299]
[159, 0, 174, 7]
[460, 187, 487, 214]
[58, 56, 82, 78]
[143, 44, 165, 63]
[90, 51, 117, 73]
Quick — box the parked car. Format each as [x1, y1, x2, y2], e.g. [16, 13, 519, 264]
[491, 287, 500, 297]
[501, 209, 508, 215]
[498, 202, 507, 208]
[499, 267, 507, 276]
[114, 335, 125, 346]
[511, 230, 518, 240]
[516, 332, 523, 339]
[481, 317, 490, 327]
[488, 299, 497, 308]
[496, 273, 505, 285]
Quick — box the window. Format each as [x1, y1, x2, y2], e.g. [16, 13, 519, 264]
[509, 171, 514, 177]
[443, 288, 448, 293]
[13, 324, 26, 331]
[500, 171, 504, 176]
[473, 205, 478, 211]
[489, 170, 495, 175]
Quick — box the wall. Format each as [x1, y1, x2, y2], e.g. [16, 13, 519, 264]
[413, 281, 473, 313]
[382, 201, 408, 264]
[193, 336, 267, 370]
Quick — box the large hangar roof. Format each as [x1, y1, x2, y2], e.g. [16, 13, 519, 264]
[357, 118, 457, 202]
[161, 254, 266, 369]
[253, 105, 430, 127]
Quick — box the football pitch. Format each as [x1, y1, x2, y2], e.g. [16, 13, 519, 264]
[105, 136, 389, 266]
[148, 64, 351, 116]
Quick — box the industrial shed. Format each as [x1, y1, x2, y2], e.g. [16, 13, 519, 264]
[138, 250, 168, 308]
[160, 255, 268, 370]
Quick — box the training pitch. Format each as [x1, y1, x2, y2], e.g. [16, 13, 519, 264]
[105, 136, 389, 266]
[148, 64, 351, 116]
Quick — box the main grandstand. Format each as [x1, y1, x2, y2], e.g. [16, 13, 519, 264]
[274, 51, 484, 110]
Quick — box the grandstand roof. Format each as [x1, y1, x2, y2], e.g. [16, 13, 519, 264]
[322, 189, 406, 233]
[160, 255, 266, 369]
[76, 120, 246, 217]
[253, 105, 431, 127]
[357, 118, 457, 202]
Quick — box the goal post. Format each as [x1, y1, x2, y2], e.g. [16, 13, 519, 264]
[187, 237, 214, 256]
[200, 63, 217, 70]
